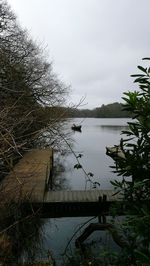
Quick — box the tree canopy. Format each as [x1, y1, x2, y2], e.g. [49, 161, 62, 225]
[67, 102, 130, 118]
[0, 0, 69, 177]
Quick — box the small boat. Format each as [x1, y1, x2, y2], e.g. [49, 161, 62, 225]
[71, 124, 82, 132]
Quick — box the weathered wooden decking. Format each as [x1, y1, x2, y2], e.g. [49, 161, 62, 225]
[39, 191, 121, 218]
[44, 189, 119, 203]
[40, 190, 122, 217]
[1, 149, 53, 202]
[1, 149, 122, 217]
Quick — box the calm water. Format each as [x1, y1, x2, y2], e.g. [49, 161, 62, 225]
[54, 117, 129, 190]
[41, 118, 129, 264]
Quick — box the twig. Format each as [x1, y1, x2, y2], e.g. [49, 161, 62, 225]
[61, 216, 97, 256]
[50, 127, 100, 189]
[0, 207, 41, 235]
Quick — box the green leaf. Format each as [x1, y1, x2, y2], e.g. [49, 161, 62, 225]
[121, 130, 133, 136]
[88, 172, 94, 177]
[74, 163, 82, 169]
[131, 74, 145, 77]
[142, 57, 150, 60]
[112, 190, 121, 196]
[93, 181, 100, 186]
[137, 65, 147, 73]
[134, 77, 149, 83]
[76, 153, 83, 158]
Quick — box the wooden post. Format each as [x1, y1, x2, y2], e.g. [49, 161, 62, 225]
[49, 150, 53, 190]
[98, 196, 102, 223]
[102, 194, 107, 223]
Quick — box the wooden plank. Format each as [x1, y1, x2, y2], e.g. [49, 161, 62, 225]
[1, 149, 53, 202]
[44, 190, 120, 203]
[1, 148, 125, 218]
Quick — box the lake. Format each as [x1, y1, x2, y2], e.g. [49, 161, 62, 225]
[40, 118, 129, 264]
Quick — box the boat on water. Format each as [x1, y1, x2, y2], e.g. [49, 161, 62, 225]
[71, 124, 82, 132]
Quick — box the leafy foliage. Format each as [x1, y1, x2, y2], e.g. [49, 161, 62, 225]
[111, 60, 150, 201]
[108, 58, 150, 265]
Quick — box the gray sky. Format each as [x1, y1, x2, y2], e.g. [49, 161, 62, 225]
[8, 0, 150, 109]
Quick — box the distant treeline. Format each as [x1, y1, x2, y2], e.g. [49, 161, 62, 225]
[66, 102, 130, 118]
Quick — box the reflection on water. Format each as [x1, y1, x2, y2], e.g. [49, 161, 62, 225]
[99, 125, 129, 133]
[43, 216, 120, 266]
[52, 153, 71, 190]
[1, 118, 131, 265]
[41, 118, 130, 264]
[51, 118, 130, 190]
[0, 198, 46, 264]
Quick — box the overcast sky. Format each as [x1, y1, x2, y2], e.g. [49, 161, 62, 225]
[8, 0, 150, 109]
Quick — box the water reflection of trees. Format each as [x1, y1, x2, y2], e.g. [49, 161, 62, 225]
[50, 153, 71, 191]
[0, 196, 45, 264]
[62, 228, 119, 266]
[99, 125, 129, 133]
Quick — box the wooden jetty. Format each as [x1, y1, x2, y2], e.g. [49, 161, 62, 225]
[40, 189, 122, 218]
[1, 149, 122, 218]
[44, 189, 119, 203]
[1, 149, 53, 202]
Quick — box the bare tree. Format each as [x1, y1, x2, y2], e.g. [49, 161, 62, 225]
[0, 1, 70, 263]
[0, 0, 69, 178]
